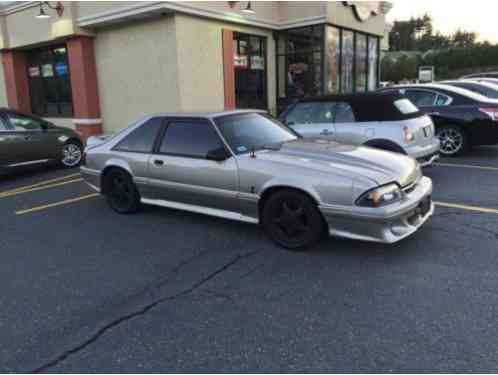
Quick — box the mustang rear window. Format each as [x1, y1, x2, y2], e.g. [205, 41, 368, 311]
[394, 99, 419, 114]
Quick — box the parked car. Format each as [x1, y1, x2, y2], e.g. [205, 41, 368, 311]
[279, 92, 440, 167]
[461, 72, 498, 79]
[0, 109, 83, 169]
[81, 110, 433, 250]
[378, 84, 498, 156]
[440, 80, 498, 99]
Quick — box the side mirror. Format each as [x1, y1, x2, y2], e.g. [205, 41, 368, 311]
[286, 121, 295, 126]
[206, 147, 230, 162]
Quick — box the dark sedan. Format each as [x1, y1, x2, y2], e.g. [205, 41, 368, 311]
[378, 84, 498, 156]
[0, 109, 83, 170]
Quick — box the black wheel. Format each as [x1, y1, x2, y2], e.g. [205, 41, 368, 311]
[262, 190, 325, 250]
[104, 169, 140, 214]
[436, 125, 469, 156]
[61, 141, 83, 167]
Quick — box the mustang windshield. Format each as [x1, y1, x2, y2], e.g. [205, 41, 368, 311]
[214, 113, 299, 155]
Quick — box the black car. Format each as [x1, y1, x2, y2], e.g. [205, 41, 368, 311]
[0, 108, 84, 170]
[378, 84, 498, 156]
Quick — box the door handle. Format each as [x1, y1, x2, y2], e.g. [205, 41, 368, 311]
[153, 159, 164, 166]
[23, 135, 31, 140]
[320, 129, 332, 135]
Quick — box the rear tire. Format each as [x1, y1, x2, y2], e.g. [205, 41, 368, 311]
[436, 125, 469, 156]
[104, 169, 140, 214]
[262, 190, 325, 251]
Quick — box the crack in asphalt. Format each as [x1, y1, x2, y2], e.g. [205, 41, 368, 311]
[30, 249, 262, 374]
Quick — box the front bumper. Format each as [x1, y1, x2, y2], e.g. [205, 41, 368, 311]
[80, 166, 101, 192]
[319, 176, 434, 244]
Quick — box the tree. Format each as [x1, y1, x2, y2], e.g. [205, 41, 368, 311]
[452, 29, 477, 48]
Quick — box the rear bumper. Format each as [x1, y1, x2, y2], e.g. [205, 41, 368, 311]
[405, 139, 440, 167]
[80, 166, 101, 192]
[319, 176, 433, 244]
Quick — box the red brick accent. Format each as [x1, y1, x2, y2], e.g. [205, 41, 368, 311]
[66, 36, 102, 135]
[1, 50, 31, 113]
[222, 29, 236, 110]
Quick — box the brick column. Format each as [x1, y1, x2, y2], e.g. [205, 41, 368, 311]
[66, 36, 102, 139]
[1, 50, 31, 113]
[222, 29, 236, 110]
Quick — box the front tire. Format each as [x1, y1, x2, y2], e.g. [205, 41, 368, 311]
[262, 190, 325, 251]
[436, 125, 469, 156]
[104, 169, 140, 214]
[61, 141, 83, 168]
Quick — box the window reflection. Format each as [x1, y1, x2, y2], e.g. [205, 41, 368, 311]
[325, 27, 340, 94]
[341, 30, 354, 93]
[355, 34, 367, 92]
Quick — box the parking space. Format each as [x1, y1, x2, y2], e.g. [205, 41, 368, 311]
[1, 148, 498, 373]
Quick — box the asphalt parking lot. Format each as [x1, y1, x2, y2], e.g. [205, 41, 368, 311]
[1, 148, 498, 373]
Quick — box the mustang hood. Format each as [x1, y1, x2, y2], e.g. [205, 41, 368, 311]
[258, 139, 420, 187]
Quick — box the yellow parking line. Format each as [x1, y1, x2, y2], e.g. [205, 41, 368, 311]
[0, 173, 81, 195]
[434, 201, 498, 215]
[16, 193, 99, 215]
[0, 179, 83, 198]
[435, 162, 498, 172]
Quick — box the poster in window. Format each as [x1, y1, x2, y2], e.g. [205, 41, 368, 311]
[234, 54, 248, 69]
[250, 56, 264, 70]
[55, 62, 68, 77]
[28, 66, 40, 78]
[41, 64, 54, 78]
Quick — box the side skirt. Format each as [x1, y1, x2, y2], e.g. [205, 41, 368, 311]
[140, 198, 259, 225]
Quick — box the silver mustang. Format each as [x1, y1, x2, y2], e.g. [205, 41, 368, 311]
[81, 110, 434, 250]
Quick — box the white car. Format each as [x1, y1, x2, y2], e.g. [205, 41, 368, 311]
[280, 92, 440, 167]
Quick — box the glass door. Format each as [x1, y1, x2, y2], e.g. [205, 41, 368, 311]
[233, 32, 267, 110]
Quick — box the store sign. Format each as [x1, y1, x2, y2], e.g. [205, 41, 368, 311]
[234, 54, 248, 69]
[343, 1, 378, 22]
[55, 62, 68, 76]
[28, 66, 40, 78]
[250, 56, 264, 71]
[41, 64, 54, 78]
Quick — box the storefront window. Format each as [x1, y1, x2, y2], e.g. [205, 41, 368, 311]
[325, 27, 341, 94]
[277, 25, 380, 112]
[355, 34, 367, 92]
[341, 30, 354, 93]
[27, 46, 73, 117]
[368, 36, 379, 91]
[276, 25, 324, 111]
[233, 32, 267, 110]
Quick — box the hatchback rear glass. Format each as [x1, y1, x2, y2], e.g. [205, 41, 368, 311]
[394, 98, 419, 114]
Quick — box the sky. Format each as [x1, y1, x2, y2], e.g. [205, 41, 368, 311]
[386, 0, 498, 43]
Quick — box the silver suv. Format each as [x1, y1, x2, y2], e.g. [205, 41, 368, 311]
[280, 92, 440, 167]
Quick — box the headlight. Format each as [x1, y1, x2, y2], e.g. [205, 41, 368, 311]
[403, 126, 414, 143]
[356, 183, 403, 207]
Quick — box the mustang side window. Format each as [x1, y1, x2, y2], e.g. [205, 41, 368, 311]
[159, 121, 223, 159]
[333, 102, 355, 123]
[114, 117, 163, 153]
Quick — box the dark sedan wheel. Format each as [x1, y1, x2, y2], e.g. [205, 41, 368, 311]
[61, 141, 83, 167]
[436, 125, 469, 156]
[104, 169, 140, 214]
[262, 190, 325, 250]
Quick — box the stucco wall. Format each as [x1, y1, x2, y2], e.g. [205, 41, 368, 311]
[5, 3, 77, 49]
[327, 2, 386, 37]
[174, 14, 276, 113]
[94, 15, 179, 133]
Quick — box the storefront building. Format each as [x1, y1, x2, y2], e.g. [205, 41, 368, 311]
[0, 1, 392, 136]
